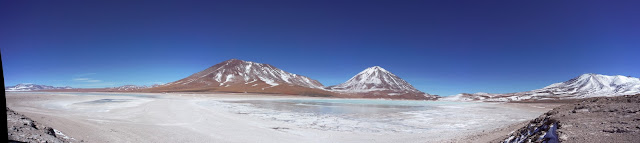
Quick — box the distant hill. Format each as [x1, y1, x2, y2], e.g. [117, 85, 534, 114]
[5, 83, 72, 91]
[443, 73, 640, 102]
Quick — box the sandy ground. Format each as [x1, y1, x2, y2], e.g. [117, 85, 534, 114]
[5, 92, 560, 143]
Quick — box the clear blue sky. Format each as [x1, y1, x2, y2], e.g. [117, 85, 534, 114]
[1, 0, 639, 96]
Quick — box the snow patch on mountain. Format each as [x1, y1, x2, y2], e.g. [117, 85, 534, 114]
[446, 74, 640, 102]
[327, 66, 421, 93]
[5, 83, 72, 91]
[538, 73, 640, 98]
[166, 59, 323, 89]
[326, 66, 438, 100]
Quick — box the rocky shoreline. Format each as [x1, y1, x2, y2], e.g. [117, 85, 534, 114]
[7, 107, 74, 143]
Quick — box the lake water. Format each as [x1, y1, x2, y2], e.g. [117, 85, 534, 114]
[80, 99, 133, 104]
[228, 99, 473, 115]
[211, 99, 500, 133]
[9, 92, 539, 134]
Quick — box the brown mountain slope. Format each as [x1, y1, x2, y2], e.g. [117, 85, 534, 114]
[144, 59, 333, 96]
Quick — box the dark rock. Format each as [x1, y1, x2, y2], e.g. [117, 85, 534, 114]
[7, 107, 71, 143]
[502, 94, 640, 143]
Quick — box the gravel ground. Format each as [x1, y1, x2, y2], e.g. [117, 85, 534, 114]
[499, 94, 640, 143]
[7, 107, 74, 143]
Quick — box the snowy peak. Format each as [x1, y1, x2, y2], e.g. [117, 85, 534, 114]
[359, 66, 390, 75]
[156, 61, 433, 99]
[451, 73, 640, 102]
[327, 66, 437, 100]
[5, 83, 72, 91]
[540, 73, 640, 97]
[329, 66, 421, 93]
[165, 59, 324, 89]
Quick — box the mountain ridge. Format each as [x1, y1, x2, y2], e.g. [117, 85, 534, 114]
[5, 83, 72, 91]
[145, 59, 334, 97]
[10, 59, 636, 101]
[443, 73, 640, 102]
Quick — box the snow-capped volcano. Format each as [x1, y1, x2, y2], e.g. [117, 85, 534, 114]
[5, 83, 72, 91]
[328, 66, 420, 92]
[148, 59, 331, 96]
[537, 73, 640, 98]
[448, 73, 640, 102]
[165, 59, 323, 88]
[328, 66, 438, 100]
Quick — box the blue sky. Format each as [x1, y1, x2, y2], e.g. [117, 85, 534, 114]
[1, 0, 639, 96]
